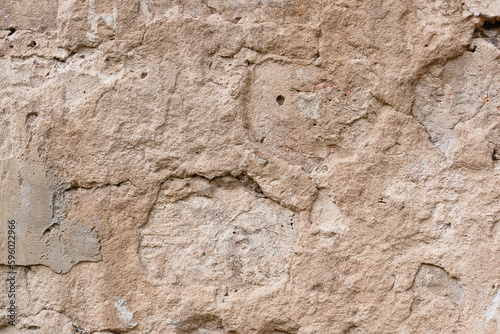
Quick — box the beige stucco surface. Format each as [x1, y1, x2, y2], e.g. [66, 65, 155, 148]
[0, 0, 500, 333]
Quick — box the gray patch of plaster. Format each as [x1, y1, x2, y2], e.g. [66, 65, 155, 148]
[413, 264, 463, 305]
[298, 93, 321, 120]
[486, 289, 500, 322]
[412, 39, 499, 155]
[114, 299, 138, 329]
[311, 192, 346, 244]
[0, 157, 101, 273]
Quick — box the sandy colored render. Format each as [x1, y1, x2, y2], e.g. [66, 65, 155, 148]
[0, 0, 500, 333]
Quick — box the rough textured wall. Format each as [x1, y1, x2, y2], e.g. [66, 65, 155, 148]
[0, 0, 499, 333]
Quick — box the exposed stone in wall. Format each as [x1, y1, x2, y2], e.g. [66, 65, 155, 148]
[140, 176, 299, 288]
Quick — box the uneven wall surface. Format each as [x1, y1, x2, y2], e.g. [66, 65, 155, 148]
[0, 0, 499, 333]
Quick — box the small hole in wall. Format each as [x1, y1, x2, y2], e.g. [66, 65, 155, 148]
[141, 72, 148, 79]
[26, 112, 38, 126]
[276, 95, 285, 105]
[7, 27, 16, 36]
[473, 18, 500, 48]
[481, 19, 500, 33]
[493, 149, 499, 161]
[28, 41, 36, 47]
